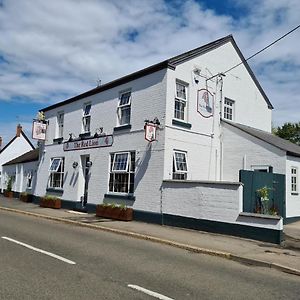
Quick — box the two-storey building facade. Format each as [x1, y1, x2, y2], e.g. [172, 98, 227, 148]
[34, 35, 296, 242]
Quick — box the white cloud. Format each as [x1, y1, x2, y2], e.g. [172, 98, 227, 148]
[0, 0, 299, 126]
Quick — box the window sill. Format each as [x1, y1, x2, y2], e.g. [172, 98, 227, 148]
[172, 119, 192, 129]
[53, 137, 63, 144]
[46, 188, 64, 195]
[79, 132, 91, 139]
[113, 124, 132, 132]
[104, 193, 135, 201]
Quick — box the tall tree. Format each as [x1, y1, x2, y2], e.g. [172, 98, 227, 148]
[273, 122, 300, 145]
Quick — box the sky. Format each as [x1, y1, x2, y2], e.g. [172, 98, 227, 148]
[0, 0, 299, 145]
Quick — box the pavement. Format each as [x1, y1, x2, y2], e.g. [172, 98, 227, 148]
[1, 195, 300, 277]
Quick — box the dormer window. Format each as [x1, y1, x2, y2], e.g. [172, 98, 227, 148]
[83, 103, 91, 133]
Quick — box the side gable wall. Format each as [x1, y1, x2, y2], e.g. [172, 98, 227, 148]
[164, 40, 272, 181]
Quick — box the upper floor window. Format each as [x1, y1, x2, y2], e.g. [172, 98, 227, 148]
[174, 81, 188, 121]
[109, 151, 135, 194]
[291, 167, 298, 194]
[223, 98, 234, 121]
[117, 91, 131, 126]
[57, 111, 64, 138]
[82, 103, 91, 133]
[173, 150, 188, 180]
[48, 157, 64, 189]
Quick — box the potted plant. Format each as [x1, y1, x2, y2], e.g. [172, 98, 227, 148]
[19, 192, 32, 203]
[4, 176, 13, 198]
[256, 186, 270, 214]
[40, 195, 61, 209]
[96, 203, 133, 221]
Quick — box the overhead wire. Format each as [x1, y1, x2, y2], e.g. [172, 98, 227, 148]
[224, 24, 300, 74]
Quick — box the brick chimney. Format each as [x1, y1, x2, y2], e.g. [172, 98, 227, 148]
[16, 124, 22, 137]
[0, 137, 2, 150]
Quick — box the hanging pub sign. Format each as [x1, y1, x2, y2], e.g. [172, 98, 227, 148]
[145, 123, 157, 142]
[197, 89, 214, 118]
[32, 120, 47, 140]
[63, 135, 113, 151]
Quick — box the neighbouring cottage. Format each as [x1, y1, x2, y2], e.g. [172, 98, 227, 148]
[0, 125, 35, 193]
[33, 34, 299, 243]
[2, 148, 39, 195]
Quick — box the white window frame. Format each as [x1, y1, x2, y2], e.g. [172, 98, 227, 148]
[48, 157, 64, 189]
[112, 152, 130, 173]
[117, 90, 131, 126]
[26, 171, 33, 189]
[291, 167, 298, 194]
[223, 98, 235, 121]
[57, 111, 64, 138]
[82, 103, 91, 133]
[109, 151, 135, 194]
[172, 150, 188, 180]
[174, 80, 188, 122]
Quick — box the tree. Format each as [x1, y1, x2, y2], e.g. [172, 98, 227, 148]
[273, 122, 300, 145]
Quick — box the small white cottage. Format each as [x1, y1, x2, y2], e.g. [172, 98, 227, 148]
[0, 125, 35, 192]
[2, 148, 39, 194]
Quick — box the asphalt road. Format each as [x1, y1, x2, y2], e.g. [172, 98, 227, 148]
[0, 210, 299, 300]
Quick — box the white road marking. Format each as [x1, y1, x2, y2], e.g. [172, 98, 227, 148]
[66, 210, 87, 215]
[2, 236, 76, 265]
[128, 284, 174, 300]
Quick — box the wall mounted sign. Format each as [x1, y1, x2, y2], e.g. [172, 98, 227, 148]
[32, 120, 47, 140]
[197, 89, 214, 118]
[63, 135, 113, 151]
[145, 123, 157, 142]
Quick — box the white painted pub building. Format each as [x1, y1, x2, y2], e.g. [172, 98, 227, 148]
[34, 35, 300, 243]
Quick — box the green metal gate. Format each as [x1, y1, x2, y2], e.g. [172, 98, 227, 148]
[239, 170, 286, 218]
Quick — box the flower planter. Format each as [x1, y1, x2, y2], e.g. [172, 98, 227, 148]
[40, 197, 61, 209]
[20, 194, 32, 203]
[4, 190, 13, 198]
[96, 205, 133, 221]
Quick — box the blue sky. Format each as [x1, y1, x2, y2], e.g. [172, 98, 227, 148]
[0, 0, 299, 144]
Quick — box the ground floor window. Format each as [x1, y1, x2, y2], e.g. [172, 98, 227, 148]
[109, 151, 135, 194]
[173, 150, 188, 180]
[291, 167, 298, 195]
[27, 171, 33, 189]
[48, 157, 64, 188]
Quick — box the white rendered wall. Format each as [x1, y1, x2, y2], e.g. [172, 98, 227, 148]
[2, 160, 38, 193]
[163, 40, 272, 182]
[222, 123, 286, 182]
[36, 70, 167, 212]
[0, 135, 34, 191]
[162, 180, 282, 230]
[286, 156, 300, 218]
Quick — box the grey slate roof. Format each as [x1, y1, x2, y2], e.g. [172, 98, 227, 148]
[41, 35, 272, 112]
[222, 120, 300, 157]
[3, 149, 39, 166]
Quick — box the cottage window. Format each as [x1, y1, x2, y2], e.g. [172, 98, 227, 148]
[174, 81, 188, 121]
[82, 103, 91, 133]
[48, 158, 64, 188]
[291, 167, 298, 194]
[27, 171, 33, 189]
[173, 151, 188, 180]
[223, 98, 234, 120]
[109, 152, 135, 194]
[117, 91, 131, 126]
[57, 112, 64, 138]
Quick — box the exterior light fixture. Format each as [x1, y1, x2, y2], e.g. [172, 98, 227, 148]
[72, 162, 78, 169]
